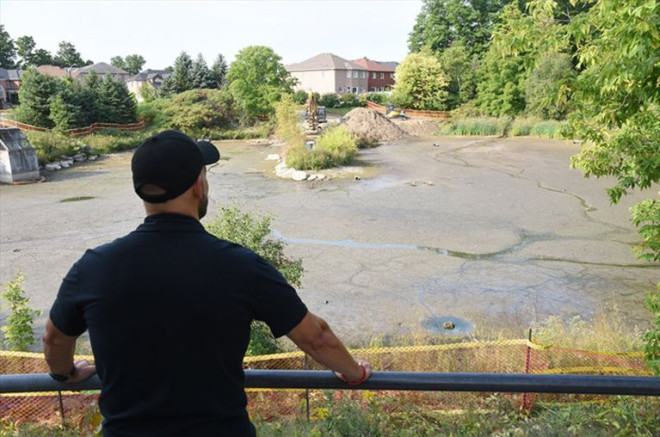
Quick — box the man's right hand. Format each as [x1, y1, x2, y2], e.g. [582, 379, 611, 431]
[335, 360, 372, 386]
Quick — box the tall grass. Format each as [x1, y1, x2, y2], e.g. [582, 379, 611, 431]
[285, 126, 358, 171]
[438, 117, 510, 136]
[510, 117, 566, 139]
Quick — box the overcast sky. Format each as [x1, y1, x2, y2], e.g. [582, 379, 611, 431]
[1, 1, 423, 69]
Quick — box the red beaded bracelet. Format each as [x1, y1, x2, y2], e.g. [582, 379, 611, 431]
[339, 362, 369, 386]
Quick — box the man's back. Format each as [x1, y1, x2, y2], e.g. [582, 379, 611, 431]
[49, 213, 307, 436]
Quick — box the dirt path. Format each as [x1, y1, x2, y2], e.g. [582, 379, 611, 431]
[1, 136, 657, 343]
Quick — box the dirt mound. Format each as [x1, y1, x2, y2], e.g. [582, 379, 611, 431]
[392, 118, 442, 137]
[339, 108, 408, 142]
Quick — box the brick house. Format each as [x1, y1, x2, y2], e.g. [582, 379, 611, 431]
[285, 53, 368, 94]
[351, 58, 397, 92]
[0, 68, 23, 108]
[126, 69, 171, 102]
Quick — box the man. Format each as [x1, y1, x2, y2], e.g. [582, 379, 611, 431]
[43, 130, 371, 436]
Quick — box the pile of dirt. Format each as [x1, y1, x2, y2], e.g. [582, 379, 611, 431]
[392, 118, 442, 137]
[339, 108, 408, 142]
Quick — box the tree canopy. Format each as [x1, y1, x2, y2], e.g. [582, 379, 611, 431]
[391, 51, 449, 110]
[227, 45, 295, 119]
[0, 25, 17, 68]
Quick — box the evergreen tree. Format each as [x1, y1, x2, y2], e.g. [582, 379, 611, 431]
[96, 75, 136, 124]
[0, 25, 17, 68]
[14, 69, 60, 127]
[159, 75, 176, 97]
[50, 83, 85, 132]
[210, 53, 228, 88]
[190, 53, 212, 89]
[171, 51, 193, 93]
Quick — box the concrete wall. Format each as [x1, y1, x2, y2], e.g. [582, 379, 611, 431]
[0, 128, 40, 183]
[290, 70, 337, 94]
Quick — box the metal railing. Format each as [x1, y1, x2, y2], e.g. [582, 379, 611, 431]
[2, 371, 659, 396]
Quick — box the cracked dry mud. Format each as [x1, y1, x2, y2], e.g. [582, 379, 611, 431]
[1, 136, 658, 343]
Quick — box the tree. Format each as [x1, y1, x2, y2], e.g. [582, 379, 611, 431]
[1, 273, 41, 351]
[525, 52, 575, 120]
[171, 51, 194, 94]
[408, 0, 509, 56]
[96, 75, 137, 124]
[14, 68, 60, 127]
[439, 42, 480, 109]
[53, 41, 87, 68]
[110, 55, 126, 70]
[391, 51, 449, 110]
[49, 84, 85, 132]
[190, 53, 213, 89]
[0, 25, 17, 68]
[124, 54, 146, 75]
[32, 48, 54, 66]
[227, 45, 295, 119]
[15, 35, 36, 67]
[210, 53, 228, 88]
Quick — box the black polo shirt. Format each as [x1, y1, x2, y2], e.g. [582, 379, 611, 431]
[49, 213, 308, 436]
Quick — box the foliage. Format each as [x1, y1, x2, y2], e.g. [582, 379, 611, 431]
[525, 52, 576, 120]
[169, 51, 194, 94]
[408, 0, 508, 56]
[439, 116, 509, 136]
[227, 45, 295, 120]
[139, 81, 158, 102]
[209, 53, 228, 88]
[318, 93, 341, 108]
[475, 47, 527, 116]
[391, 51, 449, 110]
[364, 92, 389, 105]
[630, 200, 660, 263]
[15, 68, 60, 128]
[0, 24, 17, 68]
[510, 117, 565, 138]
[292, 90, 308, 104]
[285, 144, 334, 170]
[191, 53, 213, 89]
[1, 273, 41, 351]
[15, 35, 45, 68]
[643, 283, 660, 375]
[438, 42, 480, 109]
[339, 93, 361, 108]
[275, 93, 305, 146]
[49, 90, 83, 132]
[314, 125, 358, 165]
[95, 75, 137, 124]
[110, 54, 145, 75]
[205, 205, 303, 355]
[53, 41, 89, 68]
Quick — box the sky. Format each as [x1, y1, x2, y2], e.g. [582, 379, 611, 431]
[1, 0, 423, 69]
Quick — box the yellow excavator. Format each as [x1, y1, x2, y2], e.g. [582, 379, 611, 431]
[305, 91, 326, 136]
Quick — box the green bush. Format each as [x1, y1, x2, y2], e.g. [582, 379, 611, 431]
[293, 90, 308, 104]
[319, 93, 341, 108]
[340, 93, 361, 107]
[1, 273, 41, 351]
[285, 126, 358, 170]
[364, 93, 389, 105]
[439, 117, 509, 136]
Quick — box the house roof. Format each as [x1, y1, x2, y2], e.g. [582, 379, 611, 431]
[36, 65, 69, 78]
[286, 53, 366, 72]
[0, 68, 24, 80]
[129, 69, 171, 81]
[377, 61, 399, 70]
[72, 62, 128, 75]
[351, 58, 395, 72]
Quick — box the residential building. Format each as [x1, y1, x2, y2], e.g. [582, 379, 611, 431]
[69, 62, 130, 82]
[285, 53, 368, 95]
[0, 68, 23, 108]
[36, 65, 69, 79]
[126, 69, 171, 102]
[351, 58, 397, 92]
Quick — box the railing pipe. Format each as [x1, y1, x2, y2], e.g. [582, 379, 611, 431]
[1, 371, 659, 396]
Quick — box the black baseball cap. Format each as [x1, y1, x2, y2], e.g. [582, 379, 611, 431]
[132, 130, 220, 203]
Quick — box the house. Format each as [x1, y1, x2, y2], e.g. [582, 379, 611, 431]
[69, 62, 130, 82]
[0, 68, 24, 108]
[126, 69, 171, 102]
[36, 65, 70, 79]
[285, 53, 368, 95]
[351, 58, 397, 92]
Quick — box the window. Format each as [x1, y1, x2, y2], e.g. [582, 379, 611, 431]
[353, 71, 358, 78]
[372, 72, 376, 79]
[390, 73, 394, 78]
[346, 71, 351, 78]
[380, 72, 385, 79]
[338, 87, 343, 93]
[360, 71, 366, 78]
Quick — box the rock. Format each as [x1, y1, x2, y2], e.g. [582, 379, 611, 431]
[88, 155, 98, 161]
[266, 154, 280, 161]
[275, 162, 294, 178]
[292, 170, 309, 181]
[73, 153, 87, 162]
[307, 174, 318, 181]
[45, 163, 61, 171]
[316, 174, 327, 181]
[59, 161, 72, 168]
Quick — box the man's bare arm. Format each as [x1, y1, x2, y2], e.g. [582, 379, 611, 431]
[43, 318, 96, 382]
[286, 311, 371, 383]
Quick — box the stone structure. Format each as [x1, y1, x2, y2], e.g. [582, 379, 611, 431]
[0, 128, 40, 183]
